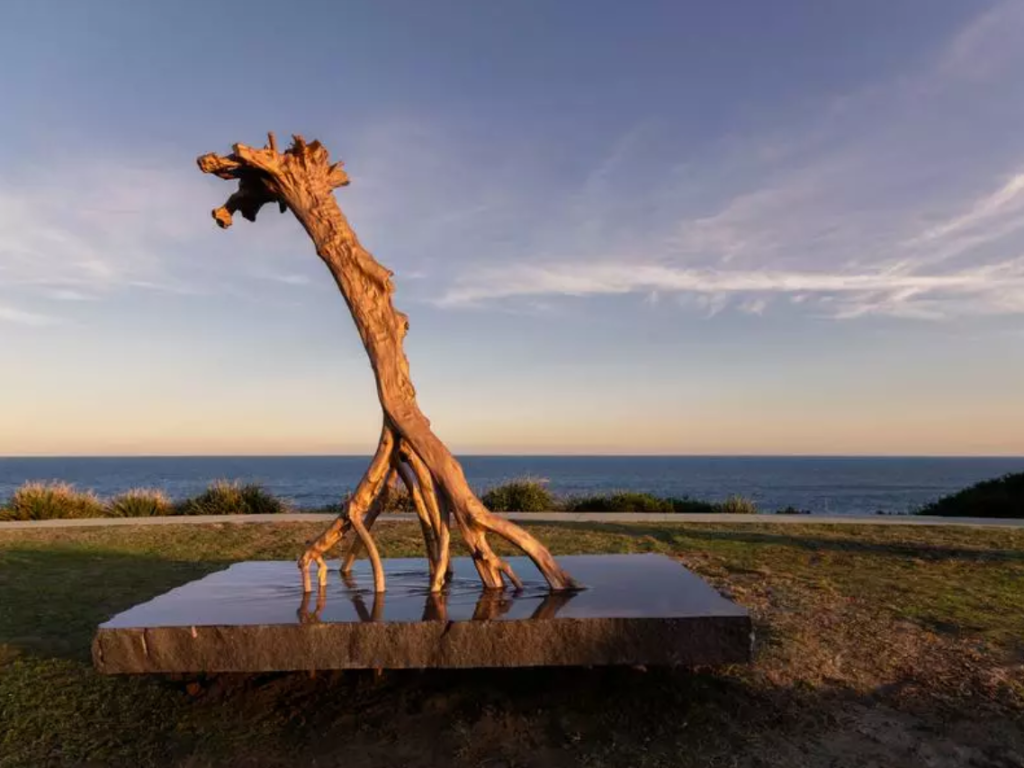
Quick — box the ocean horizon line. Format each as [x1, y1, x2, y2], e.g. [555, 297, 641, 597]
[2, 454, 1023, 461]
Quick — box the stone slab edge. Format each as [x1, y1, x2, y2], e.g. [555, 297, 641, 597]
[93, 615, 754, 673]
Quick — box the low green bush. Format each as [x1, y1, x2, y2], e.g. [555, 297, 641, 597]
[565, 491, 669, 512]
[2, 482, 106, 520]
[564, 492, 719, 513]
[107, 488, 174, 517]
[481, 478, 554, 512]
[176, 480, 287, 515]
[918, 472, 1024, 518]
[775, 505, 811, 515]
[717, 495, 758, 514]
[337, 485, 417, 514]
[668, 496, 720, 513]
[381, 487, 416, 513]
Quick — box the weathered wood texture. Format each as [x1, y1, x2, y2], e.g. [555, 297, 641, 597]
[198, 133, 576, 594]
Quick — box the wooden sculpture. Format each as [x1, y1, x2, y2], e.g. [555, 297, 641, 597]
[198, 133, 576, 595]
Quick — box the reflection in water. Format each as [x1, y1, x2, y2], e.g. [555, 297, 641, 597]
[422, 592, 447, 622]
[296, 579, 579, 624]
[297, 583, 327, 623]
[350, 590, 385, 623]
[340, 570, 385, 621]
[470, 589, 514, 621]
[527, 590, 577, 620]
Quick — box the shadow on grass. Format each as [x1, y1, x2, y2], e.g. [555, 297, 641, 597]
[0, 546, 228, 661]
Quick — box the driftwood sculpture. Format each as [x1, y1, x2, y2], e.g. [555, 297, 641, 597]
[198, 133, 576, 596]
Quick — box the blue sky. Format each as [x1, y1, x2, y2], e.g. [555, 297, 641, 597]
[1, 0, 1023, 456]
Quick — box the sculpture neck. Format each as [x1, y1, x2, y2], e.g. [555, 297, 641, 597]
[288, 192, 418, 415]
[291, 194, 389, 286]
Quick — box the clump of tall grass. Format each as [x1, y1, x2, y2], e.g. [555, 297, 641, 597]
[107, 488, 173, 517]
[176, 480, 287, 515]
[2, 481, 105, 520]
[717, 494, 758, 514]
[481, 478, 554, 512]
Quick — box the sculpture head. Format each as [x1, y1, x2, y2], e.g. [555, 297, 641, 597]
[197, 132, 349, 229]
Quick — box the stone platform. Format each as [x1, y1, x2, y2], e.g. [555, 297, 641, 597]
[92, 554, 752, 673]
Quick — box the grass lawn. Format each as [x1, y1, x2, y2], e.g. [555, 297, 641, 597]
[1, 521, 1023, 767]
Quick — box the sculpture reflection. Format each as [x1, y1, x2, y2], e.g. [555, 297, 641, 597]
[427, 587, 576, 622]
[297, 583, 327, 624]
[524, 589, 577, 620]
[297, 578, 578, 624]
[422, 591, 448, 622]
[341, 571, 385, 622]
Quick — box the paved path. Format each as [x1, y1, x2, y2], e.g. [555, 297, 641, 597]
[2, 511, 1022, 530]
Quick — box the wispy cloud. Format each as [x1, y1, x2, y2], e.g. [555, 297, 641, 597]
[433, 2, 1024, 322]
[255, 272, 311, 286]
[0, 304, 61, 326]
[0, 152, 312, 304]
[899, 171, 1024, 267]
[6, 3, 1022, 328]
[438, 261, 1024, 316]
[0, 161, 202, 292]
[43, 289, 97, 301]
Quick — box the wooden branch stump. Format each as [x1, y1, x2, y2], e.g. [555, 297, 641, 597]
[198, 133, 577, 594]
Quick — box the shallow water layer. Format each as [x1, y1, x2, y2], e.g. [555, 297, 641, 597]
[101, 554, 748, 628]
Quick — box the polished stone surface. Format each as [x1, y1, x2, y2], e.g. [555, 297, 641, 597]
[101, 554, 747, 626]
[93, 554, 753, 673]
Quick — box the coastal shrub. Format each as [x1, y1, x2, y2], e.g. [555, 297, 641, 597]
[566, 492, 670, 512]
[668, 496, 720, 513]
[775, 505, 811, 515]
[107, 488, 174, 517]
[917, 472, 1024, 519]
[381, 487, 416, 513]
[717, 495, 758, 514]
[176, 480, 287, 515]
[481, 478, 554, 512]
[336, 486, 416, 514]
[564, 492, 718, 513]
[3, 481, 105, 520]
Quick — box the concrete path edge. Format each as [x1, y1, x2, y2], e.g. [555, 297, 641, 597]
[2, 511, 1022, 530]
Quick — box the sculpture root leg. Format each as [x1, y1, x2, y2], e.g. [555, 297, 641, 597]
[393, 460, 440, 579]
[299, 425, 577, 594]
[340, 468, 397, 574]
[299, 426, 394, 592]
[401, 446, 453, 591]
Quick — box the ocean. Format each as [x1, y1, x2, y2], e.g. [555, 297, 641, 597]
[1, 455, 1021, 516]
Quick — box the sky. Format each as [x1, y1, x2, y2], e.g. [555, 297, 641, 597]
[1, 0, 1023, 457]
